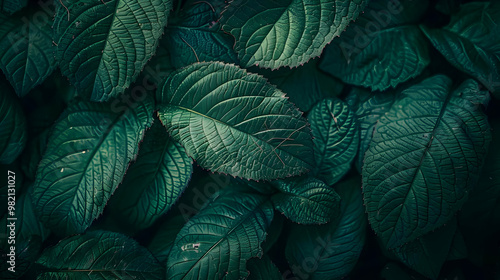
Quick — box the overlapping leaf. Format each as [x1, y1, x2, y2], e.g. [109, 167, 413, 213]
[272, 177, 340, 225]
[251, 59, 344, 113]
[286, 177, 367, 280]
[32, 95, 154, 235]
[147, 215, 187, 264]
[421, 2, 500, 97]
[346, 87, 396, 172]
[319, 0, 430, 90]
[0, 12, 56, 96]
[157, 62, 314, 180]
[166, 1, 238, 68]
[36, 231, 164, 279]
[362, 76, 491, 248]
[53, 0, 171, 101]
[222, 0, 368, 69]
[167, 189, 273, 279]
[0, 85, 26, 164]
[108, 119, 193, 230]
[309, 98, 359, 185]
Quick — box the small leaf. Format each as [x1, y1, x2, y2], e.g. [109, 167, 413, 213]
[309, 98, 359, 185]
[32, 95, 154, 235]
[167, 189, 273, 279]
[272, 177, 341, 225]
[247, 255, 281, 280]
[53, 0, 171, 101]
[108, 118, 193, 230]
[0, 11, 56, 96]
[36, 231, 164, 279]
[363, 76, 491, 248]
[157, 62, 314, 180]
[420, 2, 500, 97]
[0, 85, 26, 164]
[222, 0, 368, 69]
[319, 0, 430, 91]
[286, 177, 367, 280]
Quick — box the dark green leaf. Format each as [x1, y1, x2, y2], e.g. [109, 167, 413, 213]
[166, 1, 238, 68]
[261, 214, 284, 253]
[447, 228, 467, 261]
[108, 119, 193, 230]
[309, 98, 359, 185]
[247, 255, 281, 280]
[157, 62, 314, 180]
[421, 2, 500, 97]
[222, 0, 368, 69]
[249, 59, 344, 113]
[148, 215, 187, 264]
[391, 220, 457, 279]
[32, 95, 154, 235]
[319, 0, 430, 90]
[0, 11, 56, 96]
[363, 76, 491, 248]
[286, 177, 367, 280]
[167, 189, 273, 279]
[0, 0, 27, 15]
[0, 85, 26, 164]
[345, 87, 396, 172]
[53, 0, 171, 101]
[272, 177, 340, 225]
[36, 231, 164, 279]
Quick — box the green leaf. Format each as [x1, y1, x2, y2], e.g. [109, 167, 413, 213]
[148, 215, 187, 264]
[0, 85, 26, 164]
[346, 87, 396, 172]
[53, 0, 171, 101]
[249, 59, 344, 113]
[36, 231, 164, 279]
[247, 255, 281, 280]
[420, 2, 500, 97]
[0, 11, 56, 96]
[32, 95, 154, 235]
[0, 235, 43, 279]
[272, 177, 340, 225]
[157, 62, 314, 180]
[309, 98, 359, 185]
[166, 1, 238, 68]
[362, 76, 491, 248]
[285, 177, 367, 280]
[108, 118, 192, 230]
[391, 220, 457, 279]
[319, 0, 430, 90]
[0, 0, 27, 14]
[222, 0, 368, 69]
[167, 189, 273, 279]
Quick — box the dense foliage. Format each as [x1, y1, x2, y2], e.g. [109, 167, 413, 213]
[1, 0, 499, 279]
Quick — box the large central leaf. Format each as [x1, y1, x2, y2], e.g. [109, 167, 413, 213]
[222, 0, 368, 69]
[167, 189, 274, 280]
[362, 76, 491, 248]
[32, 96, 154, 235]
[53, 0, 170, 101]
[157, 62, 314, 180]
